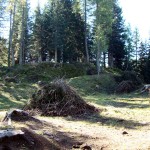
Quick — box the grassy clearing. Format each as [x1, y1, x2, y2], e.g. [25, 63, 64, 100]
[0, 67, 149, 130]
[69, 76, 150, 129]
[82, 93, 150, 128]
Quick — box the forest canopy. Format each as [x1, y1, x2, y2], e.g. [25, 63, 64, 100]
[0, 0, 150, 83]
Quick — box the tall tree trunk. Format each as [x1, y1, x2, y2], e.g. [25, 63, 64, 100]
[96, 0, 102, 75]
[54, 32, 58, 63]
[55, 47, 57, 63]
[11, 0, 16, 66]
[135, 42, 138, 67]
[96, 40, 101, 75]
[38, 51, 42, 62]
[103, 52, 106, 68]
[19, 4, 25, 65]
[54, 6, 58, 63]
[8, 10, 12, 68]
[126, 48, 130, 70]
[108, 52, 114, 68]
[84, 0, 89, 63]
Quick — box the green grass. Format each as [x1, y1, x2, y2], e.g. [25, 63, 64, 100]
[68, 75, 150, 129]
[0, 82, 38, 110]
[69, 74, 117, 95]
[0, 65, 149, 129]
[2, 62, 92, 83]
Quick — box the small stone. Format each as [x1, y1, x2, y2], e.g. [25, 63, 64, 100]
[122, 131, 128, 135]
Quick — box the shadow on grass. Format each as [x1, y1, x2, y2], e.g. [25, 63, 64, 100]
[65, 112, 148, 129]
[101, 100, 150, 109]
[0, 94, 24, 110]
[0, 83, 38, 110]
[1, 83, 37, 101]
[86, 94, 150, 109]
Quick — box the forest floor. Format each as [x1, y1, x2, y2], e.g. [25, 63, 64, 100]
[0, 75, 150, 149]
[1, 103, 150, 150]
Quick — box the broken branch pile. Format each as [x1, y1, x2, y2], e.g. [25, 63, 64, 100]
[115, 80, 135, 93]
[25, 79, 97, 116]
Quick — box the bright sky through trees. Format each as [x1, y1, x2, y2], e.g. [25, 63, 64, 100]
[30, 0, 150, 40]
[119, 0, 150, 40]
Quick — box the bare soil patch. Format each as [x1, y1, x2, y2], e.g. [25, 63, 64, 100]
[38, 116, 150, 150]
[1, 113, 150, 150]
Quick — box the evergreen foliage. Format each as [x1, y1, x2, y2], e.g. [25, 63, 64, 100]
[0, 0, 149, 83]
[108, 1, 126, 69]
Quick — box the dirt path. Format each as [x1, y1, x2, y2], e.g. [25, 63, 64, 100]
[37, 116, 150, 150]
[1, 111, 150, 150]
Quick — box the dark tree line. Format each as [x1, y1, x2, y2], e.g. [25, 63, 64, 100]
[0, 0, 150, 83]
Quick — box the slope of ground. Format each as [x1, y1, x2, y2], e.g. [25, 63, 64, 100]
[0, 62, 94, 83]
[0, 64, 150, 149]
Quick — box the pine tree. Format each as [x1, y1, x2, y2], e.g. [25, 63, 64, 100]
[138, 41, 150, 83]
[108, 1, 126, 69]
[19, 0, 30, 65]
[33, 2, 43, 62]
[94, 0, 114, 74]
[7, 0, 30, 66]
[132, 28, 140, 68]
[42, 0, 85, 63]
[8, 0, 17, 67]
[124, 25, 134, 70]
[7, 0, 16, 67]
[84, 0, 89, 62]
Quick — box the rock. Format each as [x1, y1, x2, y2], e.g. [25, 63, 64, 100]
[2, 109, 29, 122]
[122, 131, 128, 135]
[0, 129, 24, 139]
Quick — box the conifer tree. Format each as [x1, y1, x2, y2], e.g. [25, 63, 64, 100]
[108, 1, 126, 69]
[133, 28, 140, 68]
[94, 0, 114, 74]
[33, 2, 43, 62]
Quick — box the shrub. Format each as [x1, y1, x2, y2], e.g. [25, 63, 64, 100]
[93, 74, 117, 93]
[121, 71, 142, 86]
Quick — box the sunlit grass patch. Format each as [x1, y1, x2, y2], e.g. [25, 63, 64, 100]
[0, 82, 38, 110]
[82, 92, 150, 129]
